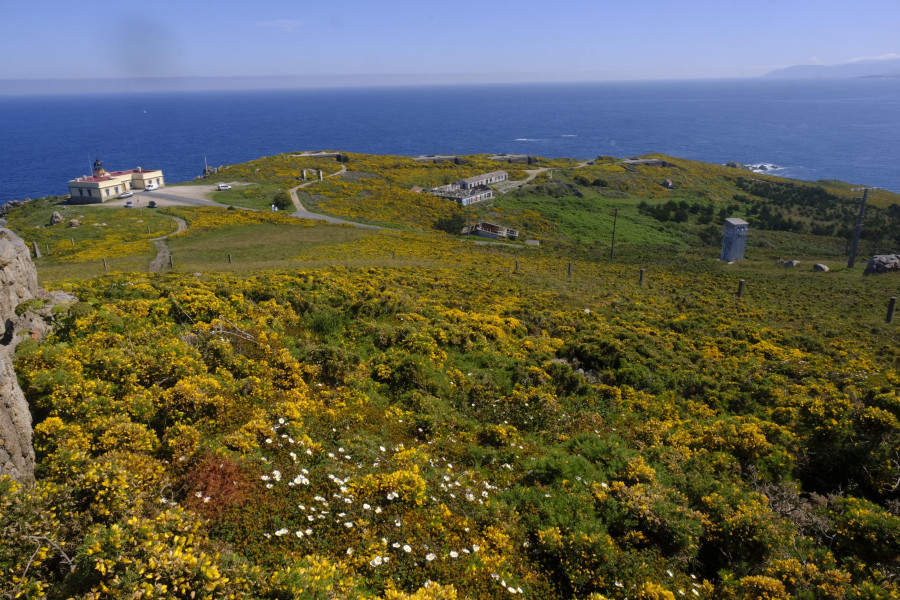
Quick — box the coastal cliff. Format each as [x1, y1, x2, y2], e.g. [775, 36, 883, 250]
[0, 228, 42, 482]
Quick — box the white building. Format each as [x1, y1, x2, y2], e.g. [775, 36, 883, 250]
[458, 170, 508, 189]
[68, 160, 165, 204]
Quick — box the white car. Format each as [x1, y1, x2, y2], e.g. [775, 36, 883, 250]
[145, 182, 159, 191]
[118, 190, 134, 199]
[217, 183, 232, 191]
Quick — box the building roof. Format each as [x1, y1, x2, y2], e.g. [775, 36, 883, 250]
[73, 176, 112, 183]
[459, 170, 507, 184]
[725, 218, 749, 226]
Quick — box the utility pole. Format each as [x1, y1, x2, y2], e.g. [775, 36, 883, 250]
[610, 208, 618, 260]
[847, 188, 871, 269]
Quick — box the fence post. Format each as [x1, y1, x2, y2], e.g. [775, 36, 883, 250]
[737, 279, 745, 298]
[228, 253, 232, 264]
[639, 268, 645, 287]
[71, 237, 75, 246]
[515, 259, 519, 273]
[568, 262, 573, 278]
[888, 297, 897, 324]
[169, 255, 174, 269]
[102, 258, 107, 271]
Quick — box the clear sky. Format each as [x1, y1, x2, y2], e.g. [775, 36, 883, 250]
[1, 0, 898, 83]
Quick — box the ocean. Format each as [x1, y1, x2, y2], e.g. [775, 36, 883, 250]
[2, 79, 899, 205]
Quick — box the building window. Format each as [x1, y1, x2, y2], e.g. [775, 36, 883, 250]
[78, 189, 83, 196]
[115, 186, 119, 193]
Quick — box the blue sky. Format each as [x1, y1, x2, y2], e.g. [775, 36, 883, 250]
[1, 0, 898, 83]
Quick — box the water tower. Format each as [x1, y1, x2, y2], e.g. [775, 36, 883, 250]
[720, 218, 748, 262]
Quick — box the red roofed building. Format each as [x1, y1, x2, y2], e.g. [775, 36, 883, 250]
[68, 159, 165, 203]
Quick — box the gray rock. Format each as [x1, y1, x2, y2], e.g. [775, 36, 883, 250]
[1, 229, 41, 332]
[725, 161, 750, 170]
[781, 260, 800, 268]
[813, 263, 830, 272]
[0, 354, 34, 482]
[68, 218, 81, 228]
[864, 254, 900, 275]
[49, 211, 63, 225]
[0, 227, 41, 482]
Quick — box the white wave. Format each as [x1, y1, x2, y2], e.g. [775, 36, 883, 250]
[747, 163, 781, 173]
[561, 134, 578, 137]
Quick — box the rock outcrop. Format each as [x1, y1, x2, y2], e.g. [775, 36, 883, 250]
[1, 227, 77, 482]
[0, 228, 41, 481]
[1, 228, 41, 341]
[864, 254, 900, 275]
[0, 353, 34, 482]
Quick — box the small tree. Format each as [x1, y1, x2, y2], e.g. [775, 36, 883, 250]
[273, 189, 292, 211]
[434, 213, 466, 235]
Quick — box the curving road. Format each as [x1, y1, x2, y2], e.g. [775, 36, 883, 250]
[287, 165, 382, 229]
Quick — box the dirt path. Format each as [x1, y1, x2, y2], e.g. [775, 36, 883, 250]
[286, 165, 380, 229]
[148, 216, 187, 272]
[495, 167, 552, 195]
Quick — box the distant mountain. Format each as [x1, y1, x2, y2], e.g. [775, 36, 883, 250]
[764, 58, 900, 79]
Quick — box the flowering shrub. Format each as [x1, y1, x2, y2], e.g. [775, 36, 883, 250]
[4, 196, 900, 599]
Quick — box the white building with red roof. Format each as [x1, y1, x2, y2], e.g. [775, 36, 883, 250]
[68, 159, 165, 203]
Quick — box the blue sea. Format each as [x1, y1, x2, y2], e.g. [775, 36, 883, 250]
[2, 79, 900, 205]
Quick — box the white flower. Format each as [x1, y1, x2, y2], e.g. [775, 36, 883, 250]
[403, 544, 412, 553]
[508, 587, 517, 594]
[345, 521, 354, 528]
[203, 496, 211, 503]
[450, 551, 459, 558]
[346, 548, 353, 555]
[305, 528, 312, 535]
[195, 492, 203, 497]
[265, 438, 272, 444]
[370, 556, 384, 567]
[363, 503, 371, 510]
[295, 530, 304, 537]
[387, 491, 399, 500]
[275, 528, 288, 536]
[426, 553, 436, 561]
[472, 544, 480, 552]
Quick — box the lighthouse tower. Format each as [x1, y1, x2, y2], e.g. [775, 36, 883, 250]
[92, 159, 109, 178]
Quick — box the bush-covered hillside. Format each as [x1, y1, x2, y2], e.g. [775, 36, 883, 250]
[2, 152, 900, 599]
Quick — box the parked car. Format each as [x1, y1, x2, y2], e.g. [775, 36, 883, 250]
[145, 182, 159, 191]
[124, 201, 134, 208]
[217, 183, 232, 190]
[148, 201, 157, 208]
[118, 190, 134, 199]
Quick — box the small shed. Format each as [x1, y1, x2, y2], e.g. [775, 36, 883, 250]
[720, 217, 749, 262]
